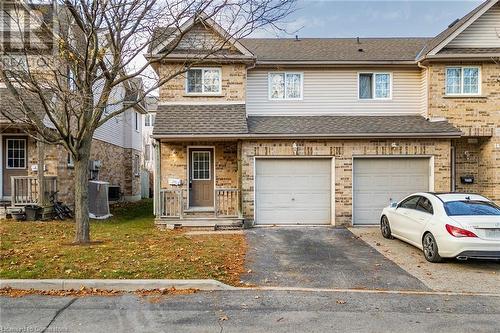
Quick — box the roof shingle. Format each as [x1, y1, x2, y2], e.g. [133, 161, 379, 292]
[247, 115, 461, 136]
[153, 104, 248, 135]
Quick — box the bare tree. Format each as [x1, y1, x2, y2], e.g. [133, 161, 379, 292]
[0, 0, 295, 243]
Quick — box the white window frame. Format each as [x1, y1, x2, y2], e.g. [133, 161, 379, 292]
[6, 138, 27, 170]
[445, 66, 481, 96]
[268, 72, 304, 101]
[191, 150, 211, 180]
[357, 72, 392, 100]
[185, 67, 222, 95]
[67, 152, 74, 168]
[134, 112, 139, 132]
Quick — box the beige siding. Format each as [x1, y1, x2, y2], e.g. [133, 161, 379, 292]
[246, 68, 426, 116]
[447, 2, 500, 48]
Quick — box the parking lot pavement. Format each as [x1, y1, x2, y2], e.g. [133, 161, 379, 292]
[241, 227, 429, 291]
[349, 227, 500, 294]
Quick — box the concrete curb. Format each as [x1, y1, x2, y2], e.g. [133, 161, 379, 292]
[0, 279, 237, 292]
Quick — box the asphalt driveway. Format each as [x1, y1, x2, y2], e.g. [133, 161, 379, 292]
[242, 227, 429, 291]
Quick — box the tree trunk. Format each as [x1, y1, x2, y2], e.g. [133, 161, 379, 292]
[74, 137, 92, 243]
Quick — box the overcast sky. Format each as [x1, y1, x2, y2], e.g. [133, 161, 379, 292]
[253, 0, 482, 38]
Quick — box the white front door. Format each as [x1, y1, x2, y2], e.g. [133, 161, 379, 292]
[255, 158, 332, 225]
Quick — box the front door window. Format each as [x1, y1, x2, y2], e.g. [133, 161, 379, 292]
[192, 151, 210, 180]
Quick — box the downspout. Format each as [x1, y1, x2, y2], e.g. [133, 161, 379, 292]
[153, 138, 161, 216]
[417, 61, 429, 119]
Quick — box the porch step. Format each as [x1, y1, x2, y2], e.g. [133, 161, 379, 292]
[155, 218, 243, 229]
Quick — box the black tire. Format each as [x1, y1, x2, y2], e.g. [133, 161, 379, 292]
[422, 233, 442, 263]
[380, 215, 394, 239]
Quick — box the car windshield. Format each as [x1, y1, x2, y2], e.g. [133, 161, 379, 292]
[444, 200, 500, 216]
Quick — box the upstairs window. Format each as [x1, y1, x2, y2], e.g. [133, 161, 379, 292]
[359, 73, 391, 99]
[186, 68, 221, 94]
[445, 67, 480, 95]
[269, 72, 303, 100]
[145, 114, 155, 127]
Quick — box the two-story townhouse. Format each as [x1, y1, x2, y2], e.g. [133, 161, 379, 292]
[0, 3, 144, 217]
[148, 0, 498, 228]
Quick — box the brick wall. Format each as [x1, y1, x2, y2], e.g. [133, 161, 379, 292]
[26, 139, 141, 204]
[158, 138, 451, 226]
[427, 61, 500, 202]
[159, 141, 238, 205]
[241, 139, 452, 226]
[157, 63, 246, 102]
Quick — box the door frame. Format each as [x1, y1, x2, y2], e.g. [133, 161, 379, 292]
[0, 133, 30, 200]
[186, 145, 216, 208]
[253, 155, 335, 226]
[351, 155, 435, 226]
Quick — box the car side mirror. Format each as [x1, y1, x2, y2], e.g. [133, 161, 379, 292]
[390, 202, 398, 208]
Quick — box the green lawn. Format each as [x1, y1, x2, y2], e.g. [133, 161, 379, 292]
[0, 200, 246, 285]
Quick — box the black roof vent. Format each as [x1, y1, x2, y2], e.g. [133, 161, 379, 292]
[358, 48, 364, 52]
[356, 37, 360, 44]
[448, 18, 460, 28]
[295, 35, 300, 41]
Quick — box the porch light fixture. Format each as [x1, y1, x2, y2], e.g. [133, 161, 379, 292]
[292, 142, 298, 155]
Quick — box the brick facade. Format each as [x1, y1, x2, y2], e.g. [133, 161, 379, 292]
[159, 141, 238, 205]
[427, 62, 500, 202]
[21, 138, 141, 204]
[159, 138, 452, 226]
[157, 63, 246, 102]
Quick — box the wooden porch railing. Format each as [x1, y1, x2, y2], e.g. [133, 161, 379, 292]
[11, 176, 57, 206]
[158, 189, 183, 218]
[215, 188, 240, 218]
[157, 188, 241, 219]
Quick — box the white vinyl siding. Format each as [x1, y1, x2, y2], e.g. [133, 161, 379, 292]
[447, 2, 500, 48]
[247, 68, 425, 115]
[445, 66, 481, 96]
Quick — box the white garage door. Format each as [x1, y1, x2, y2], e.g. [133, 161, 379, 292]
[255, 159, 332, 225]
[353, 158, 430, 225]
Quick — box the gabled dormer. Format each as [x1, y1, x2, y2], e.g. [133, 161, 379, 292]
[417, 0, 500, 60]
[145, 13, 255, 103]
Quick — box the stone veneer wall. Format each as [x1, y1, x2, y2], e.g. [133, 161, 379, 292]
[240, 139, 452, 226]
[159, 138, 451, 226]
[159, 141, 238, 206]
[157, 63, 246, 102]
[26, 139, 141, 204]
[427, 62, 500, 202]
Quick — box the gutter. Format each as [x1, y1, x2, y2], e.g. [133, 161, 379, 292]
[253, 60, 418, 67]
[152, 132, 463, 140]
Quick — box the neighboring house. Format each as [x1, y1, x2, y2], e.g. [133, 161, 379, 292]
[147, 0, 499, 227]
[142, 96, 158, 174]
[0, 4, 144, 217]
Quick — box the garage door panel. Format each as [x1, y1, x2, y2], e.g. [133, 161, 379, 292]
[255, 159, 332, 225]
[353, 158, 430, 225]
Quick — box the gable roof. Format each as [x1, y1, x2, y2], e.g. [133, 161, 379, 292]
[241, 38, 430, 64]
[417, 0, 499, 60]
[148, 12, 253, 59]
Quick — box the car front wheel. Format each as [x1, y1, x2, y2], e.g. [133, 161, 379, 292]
[422, 233, 442, 263]
[380, 215, 393, 239]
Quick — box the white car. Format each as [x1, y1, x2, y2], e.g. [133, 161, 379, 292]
[380, 192, 500, 262]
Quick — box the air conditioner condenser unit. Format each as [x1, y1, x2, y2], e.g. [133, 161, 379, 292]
[88, 180, 112, 219]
